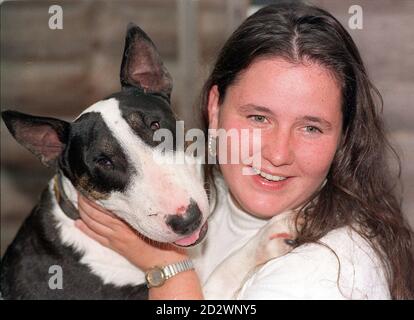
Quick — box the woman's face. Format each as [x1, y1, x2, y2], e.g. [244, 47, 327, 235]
[208, 57, 343, 218]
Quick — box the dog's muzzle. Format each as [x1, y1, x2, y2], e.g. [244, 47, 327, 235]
[166, 199, 202, 235]
[165, 198, 208, 247]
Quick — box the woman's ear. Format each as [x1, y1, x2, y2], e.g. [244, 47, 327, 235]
[207, 85, 220, 130]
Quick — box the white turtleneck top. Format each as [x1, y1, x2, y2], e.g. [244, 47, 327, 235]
[188, 174, 390, 300]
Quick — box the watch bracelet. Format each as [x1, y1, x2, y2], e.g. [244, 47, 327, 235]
[163, 259, 194, 279]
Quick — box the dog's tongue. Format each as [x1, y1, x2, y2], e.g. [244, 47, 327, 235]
[174, 229, 201, 247]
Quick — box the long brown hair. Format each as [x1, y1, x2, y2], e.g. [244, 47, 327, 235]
[199, 3, 413, 299]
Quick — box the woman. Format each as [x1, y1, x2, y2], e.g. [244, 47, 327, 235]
[75, 3, 414, 299]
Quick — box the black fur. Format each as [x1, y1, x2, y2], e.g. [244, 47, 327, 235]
[0, 188, 148, 300]
[59, 111, 132, 196]
[111, 88, 177, 149]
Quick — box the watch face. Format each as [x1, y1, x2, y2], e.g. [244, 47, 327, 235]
[146, 267, 165, 287]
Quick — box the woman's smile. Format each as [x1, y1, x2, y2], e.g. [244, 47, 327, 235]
[243, 165, 293, 191]
[250, 171, 293, 191]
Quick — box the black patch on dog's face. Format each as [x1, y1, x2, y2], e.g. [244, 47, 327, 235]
[59, 112, 132, 199]
[108, 88, 178, 151]
[58, 89, 178, 200]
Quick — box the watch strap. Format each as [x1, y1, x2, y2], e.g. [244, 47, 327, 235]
[145, 259, 194, 288]
[162, 259, 194, 280]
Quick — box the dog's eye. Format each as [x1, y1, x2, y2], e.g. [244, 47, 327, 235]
[96, 156, 114, 170]
[150, 121, 160, 130]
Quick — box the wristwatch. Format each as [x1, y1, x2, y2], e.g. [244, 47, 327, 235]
[145, 259, 194, 288]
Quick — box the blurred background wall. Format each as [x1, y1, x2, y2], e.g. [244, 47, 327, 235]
[1, 0, 413, 256]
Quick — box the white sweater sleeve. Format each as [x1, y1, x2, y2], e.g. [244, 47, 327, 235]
[236, 228, 390, 300]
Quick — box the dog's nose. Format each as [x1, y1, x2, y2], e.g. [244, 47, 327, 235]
[166, 199, 202, 235]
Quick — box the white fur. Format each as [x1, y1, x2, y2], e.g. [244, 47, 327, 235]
[203, 211, 297, 299]
[51, 180, 145, 286]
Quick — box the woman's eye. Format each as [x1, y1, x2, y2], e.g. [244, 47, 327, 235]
[150, 121, 160, 130]
[96, 157, 114, 170]
[304, 126, 322, 134]
[248, 115, 267, 123]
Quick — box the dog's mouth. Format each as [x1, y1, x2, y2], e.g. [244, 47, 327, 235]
[173, 221, 208, 248]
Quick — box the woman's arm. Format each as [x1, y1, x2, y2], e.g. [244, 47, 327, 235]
[76, 194, 204, 299]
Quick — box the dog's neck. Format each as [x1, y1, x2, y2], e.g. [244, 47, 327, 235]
[50, 170, 146, 286]
[53, 171, 80, 220]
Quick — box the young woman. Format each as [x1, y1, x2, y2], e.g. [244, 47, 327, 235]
[76, 3, 414, 299]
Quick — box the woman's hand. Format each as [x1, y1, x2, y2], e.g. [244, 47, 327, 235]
[75, 194, 204, 299]
[75, 194, 188, 271]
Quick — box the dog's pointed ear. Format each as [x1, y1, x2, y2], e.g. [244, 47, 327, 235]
[120, 23, 172, 99]
[2, 110, 70, 168]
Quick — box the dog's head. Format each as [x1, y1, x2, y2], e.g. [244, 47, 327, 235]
[2, 24, 209, 247]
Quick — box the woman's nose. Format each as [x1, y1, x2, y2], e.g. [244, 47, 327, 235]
[261, 129, 294, 167]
